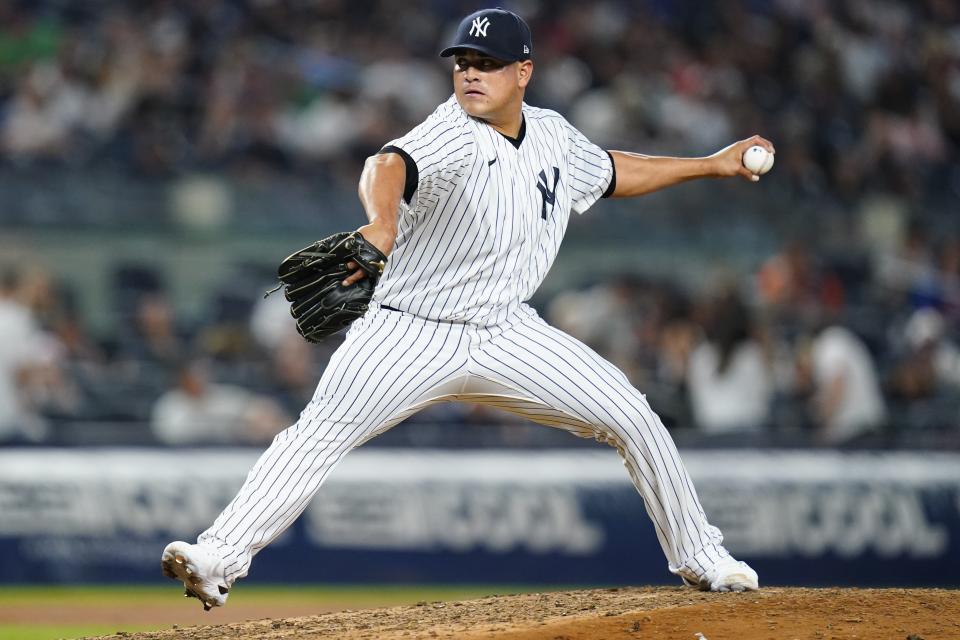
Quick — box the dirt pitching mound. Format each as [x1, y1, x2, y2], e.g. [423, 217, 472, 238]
[86, 587, 957, 640]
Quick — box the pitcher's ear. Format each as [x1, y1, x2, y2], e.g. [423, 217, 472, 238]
[518, 60, 533, 85]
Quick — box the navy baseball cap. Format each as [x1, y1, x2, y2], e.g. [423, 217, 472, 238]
[439, 8, 533, 62]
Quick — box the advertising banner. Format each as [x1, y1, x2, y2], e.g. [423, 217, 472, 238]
[0, 449, 957, 586]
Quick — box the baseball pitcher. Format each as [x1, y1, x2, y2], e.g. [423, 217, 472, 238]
[162, 8, 774, 609]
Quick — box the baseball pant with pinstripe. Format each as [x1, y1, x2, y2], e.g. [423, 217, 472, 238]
[199, 303, 729, 583]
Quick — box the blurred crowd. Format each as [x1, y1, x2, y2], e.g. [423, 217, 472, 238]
[1, 0, 959, 204]
[0, 256, 356, 444]
[549, 229, 960, 448]
[3, 216, 960, 448]
[2, 0, 960, 447]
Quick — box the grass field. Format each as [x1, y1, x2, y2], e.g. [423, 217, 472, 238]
[0, 584, 548, 640]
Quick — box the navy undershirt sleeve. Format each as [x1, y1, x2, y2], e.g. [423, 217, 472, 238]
[379, 145, 419, 205]
[602, 150, 617, 198]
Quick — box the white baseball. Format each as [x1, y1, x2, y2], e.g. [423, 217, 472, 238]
[742, 145, 774, 175]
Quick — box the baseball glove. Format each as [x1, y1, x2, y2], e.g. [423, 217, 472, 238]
[266, 231, 387, 343]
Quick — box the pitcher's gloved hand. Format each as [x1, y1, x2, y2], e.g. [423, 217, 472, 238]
[267, 231, 387, 343]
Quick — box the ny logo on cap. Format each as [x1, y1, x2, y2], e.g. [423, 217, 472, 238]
[470, 16, 490, 37]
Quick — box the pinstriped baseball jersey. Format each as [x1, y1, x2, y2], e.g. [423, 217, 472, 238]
[374, 96, 615, 324]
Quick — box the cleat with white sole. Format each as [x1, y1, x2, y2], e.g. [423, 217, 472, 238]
[161, 541, 231, 611]
[682, 556, 759, 592]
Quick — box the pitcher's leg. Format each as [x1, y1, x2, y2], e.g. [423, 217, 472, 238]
[473, 310, 747, 586]
[197, 311, 470, 585]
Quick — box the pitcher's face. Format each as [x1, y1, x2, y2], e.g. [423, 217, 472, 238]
[452, 50, 532, 120]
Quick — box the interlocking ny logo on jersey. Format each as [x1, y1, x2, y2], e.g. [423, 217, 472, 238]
[470, 16, 490, 37]
[537, 167, 560, 219]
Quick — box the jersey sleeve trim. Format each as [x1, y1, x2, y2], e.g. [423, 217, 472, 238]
[602, 150, 617, 198]
[379, 145, 418, 205]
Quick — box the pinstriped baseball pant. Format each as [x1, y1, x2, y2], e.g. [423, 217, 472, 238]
[199, 303, 728, 584]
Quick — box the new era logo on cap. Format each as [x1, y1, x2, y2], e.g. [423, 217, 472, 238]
[439, 8, 533, 62]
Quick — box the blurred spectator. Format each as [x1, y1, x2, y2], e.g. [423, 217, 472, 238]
[546, 276, 644, 383]
[0, 267, 47, 441]
[1, 62, 78, 161]
[687, 292, 772, 434]
[657, 303, 697, 390]
[250, 291, 299, 351]
[151, 358, 290, 445]
[890, 307, 960, 399]
[755, 241, 845, 319]
[265, 334, 320, 416]
[875, 219, 942, 309]
[120, 292, 188, 369]
[0, 267, 80, 442]
[936, 236, 960, 317]
[797, 325, 887, 445]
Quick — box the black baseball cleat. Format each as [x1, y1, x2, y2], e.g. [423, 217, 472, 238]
[161, 541, 231, 611]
